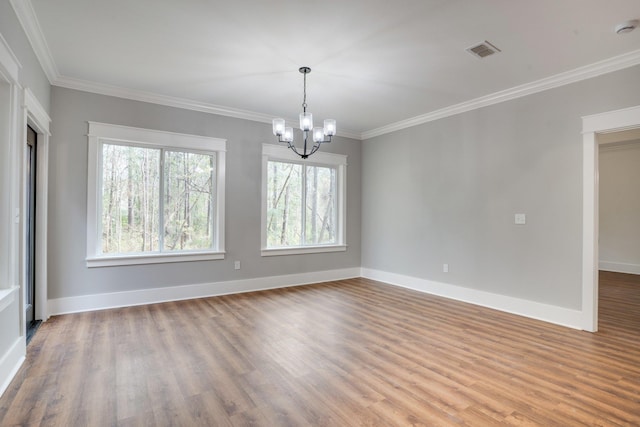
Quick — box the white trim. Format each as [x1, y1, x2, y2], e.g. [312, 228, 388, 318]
[53, 49, 640, 142]
[47, 267, 361, 315]
[56, 76, 364, 140]
[0, 287, 18, 314]
[0, 33, 21, 83]
[59, 75, 273, 124]
[583, 105, 640, 134]
[261, 144, 347, 254]
[0, 336, 25, 398]
[87, 251, 225, 268]
[361, 268, 583, 330]
[10, 0, 640, 141]
[582, 105, 640, 333]
[0, 30, 26, 401]
[0, 33, 22, 294]
[582, 131, 599, 332]
[22, 88, 51, 322]
[262, 142, 348, 166]
[23, 88, 51, 133]
[261, 245, 347, 257]
[363, 49, 640, 140]
[599, 261, 640, 276]
[87, 121, 226, 151]
[87, 122, 226, 266]
[9, 0, 58, 83]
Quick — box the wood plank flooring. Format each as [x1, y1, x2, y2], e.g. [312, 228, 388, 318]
[1, 273, 640, 426]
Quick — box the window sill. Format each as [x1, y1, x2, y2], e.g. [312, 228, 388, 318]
[86, 251, 225, 268]
[261, 245, 347, 257]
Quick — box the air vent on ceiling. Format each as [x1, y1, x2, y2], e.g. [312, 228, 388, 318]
[466, 41, 501, 59]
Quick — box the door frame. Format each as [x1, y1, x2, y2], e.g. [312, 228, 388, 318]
[20, 88, 50, 329]
[582, 105, 640, 332]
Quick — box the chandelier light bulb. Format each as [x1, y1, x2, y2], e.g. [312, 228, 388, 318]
[313, 127, 325, 142]
[324, 119, 336, 136]
[283, 127, 294, 142]
[272, 118, 285, 136]
[300, 112, 313, 131]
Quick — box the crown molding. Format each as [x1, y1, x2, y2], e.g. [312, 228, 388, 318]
[54, 75, 361, 140]
[13, 0, 639, 142]
[361, 48, 640, 140]
[10, 0, 58, 83]
[9, 0, 356, 140]
[55, 75, 278, 122]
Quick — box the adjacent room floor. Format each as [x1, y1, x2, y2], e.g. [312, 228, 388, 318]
[1, 273, 639, 426]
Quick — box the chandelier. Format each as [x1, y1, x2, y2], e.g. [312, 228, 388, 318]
[272, 67, 336, 159]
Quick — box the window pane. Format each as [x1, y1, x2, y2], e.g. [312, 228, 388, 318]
[267, 161, 302, 247]
[305, 166, 337, 244]
[164, 151, 215, 251]
[101, 144, 160, 253]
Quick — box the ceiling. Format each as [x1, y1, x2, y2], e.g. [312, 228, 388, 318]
[19, 0, 640, 138]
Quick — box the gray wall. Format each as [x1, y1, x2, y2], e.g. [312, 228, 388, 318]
[362, 65, 640, 310]
[0, 1, 50, 111]
[599, 141, 640, 272]
[48, 87, 361, 299]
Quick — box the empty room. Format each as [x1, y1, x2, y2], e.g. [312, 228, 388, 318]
[1, 0, 640, 425]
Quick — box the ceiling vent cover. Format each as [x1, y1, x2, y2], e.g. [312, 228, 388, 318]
[466, 41, 501, 59]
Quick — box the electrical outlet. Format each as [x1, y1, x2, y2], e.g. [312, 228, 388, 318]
[515, 213, 526, 225]
[234, 261, 241, 270]
[443, 263, 449, 273]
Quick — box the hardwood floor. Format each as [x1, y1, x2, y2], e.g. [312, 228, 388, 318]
[1, 273, 640, 426]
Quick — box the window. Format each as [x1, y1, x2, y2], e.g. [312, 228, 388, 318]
[262, 144, 346, 256]
[87, 123, 226, 267]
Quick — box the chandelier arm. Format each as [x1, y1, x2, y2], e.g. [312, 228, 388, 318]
[308, 143, 321, 156]
[277, 135, 300, 154]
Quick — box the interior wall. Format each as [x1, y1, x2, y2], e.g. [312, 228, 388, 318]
[48, 86, 362, 300]
[599, 140, 640, 275]
[361, 64, 640, 311]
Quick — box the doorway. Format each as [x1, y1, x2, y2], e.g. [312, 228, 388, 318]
[582, 105, 640, 332]
[25, 125, 41, 344]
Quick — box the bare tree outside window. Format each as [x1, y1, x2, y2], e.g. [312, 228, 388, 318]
[101, 144, 160, 253]
[164, 151, 214, 251]
[266, 160, 336, 248]
[101, 143, 215, 254]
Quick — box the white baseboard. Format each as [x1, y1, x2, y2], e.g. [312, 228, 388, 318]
[48, 267, 361, 315]
[0, 337, 25, 398]
[361, 268, 583, 330]
[599, 261, 640, 275]
[47, 266, 586, 330]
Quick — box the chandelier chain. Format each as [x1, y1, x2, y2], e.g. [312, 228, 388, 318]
[302, 71, 307, 111]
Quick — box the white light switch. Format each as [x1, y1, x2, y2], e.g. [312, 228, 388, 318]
[515, 213, 526, 225]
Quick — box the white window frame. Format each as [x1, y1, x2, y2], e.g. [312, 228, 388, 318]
[87, 122, 226, 267]
[261, 143, 347, 256]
